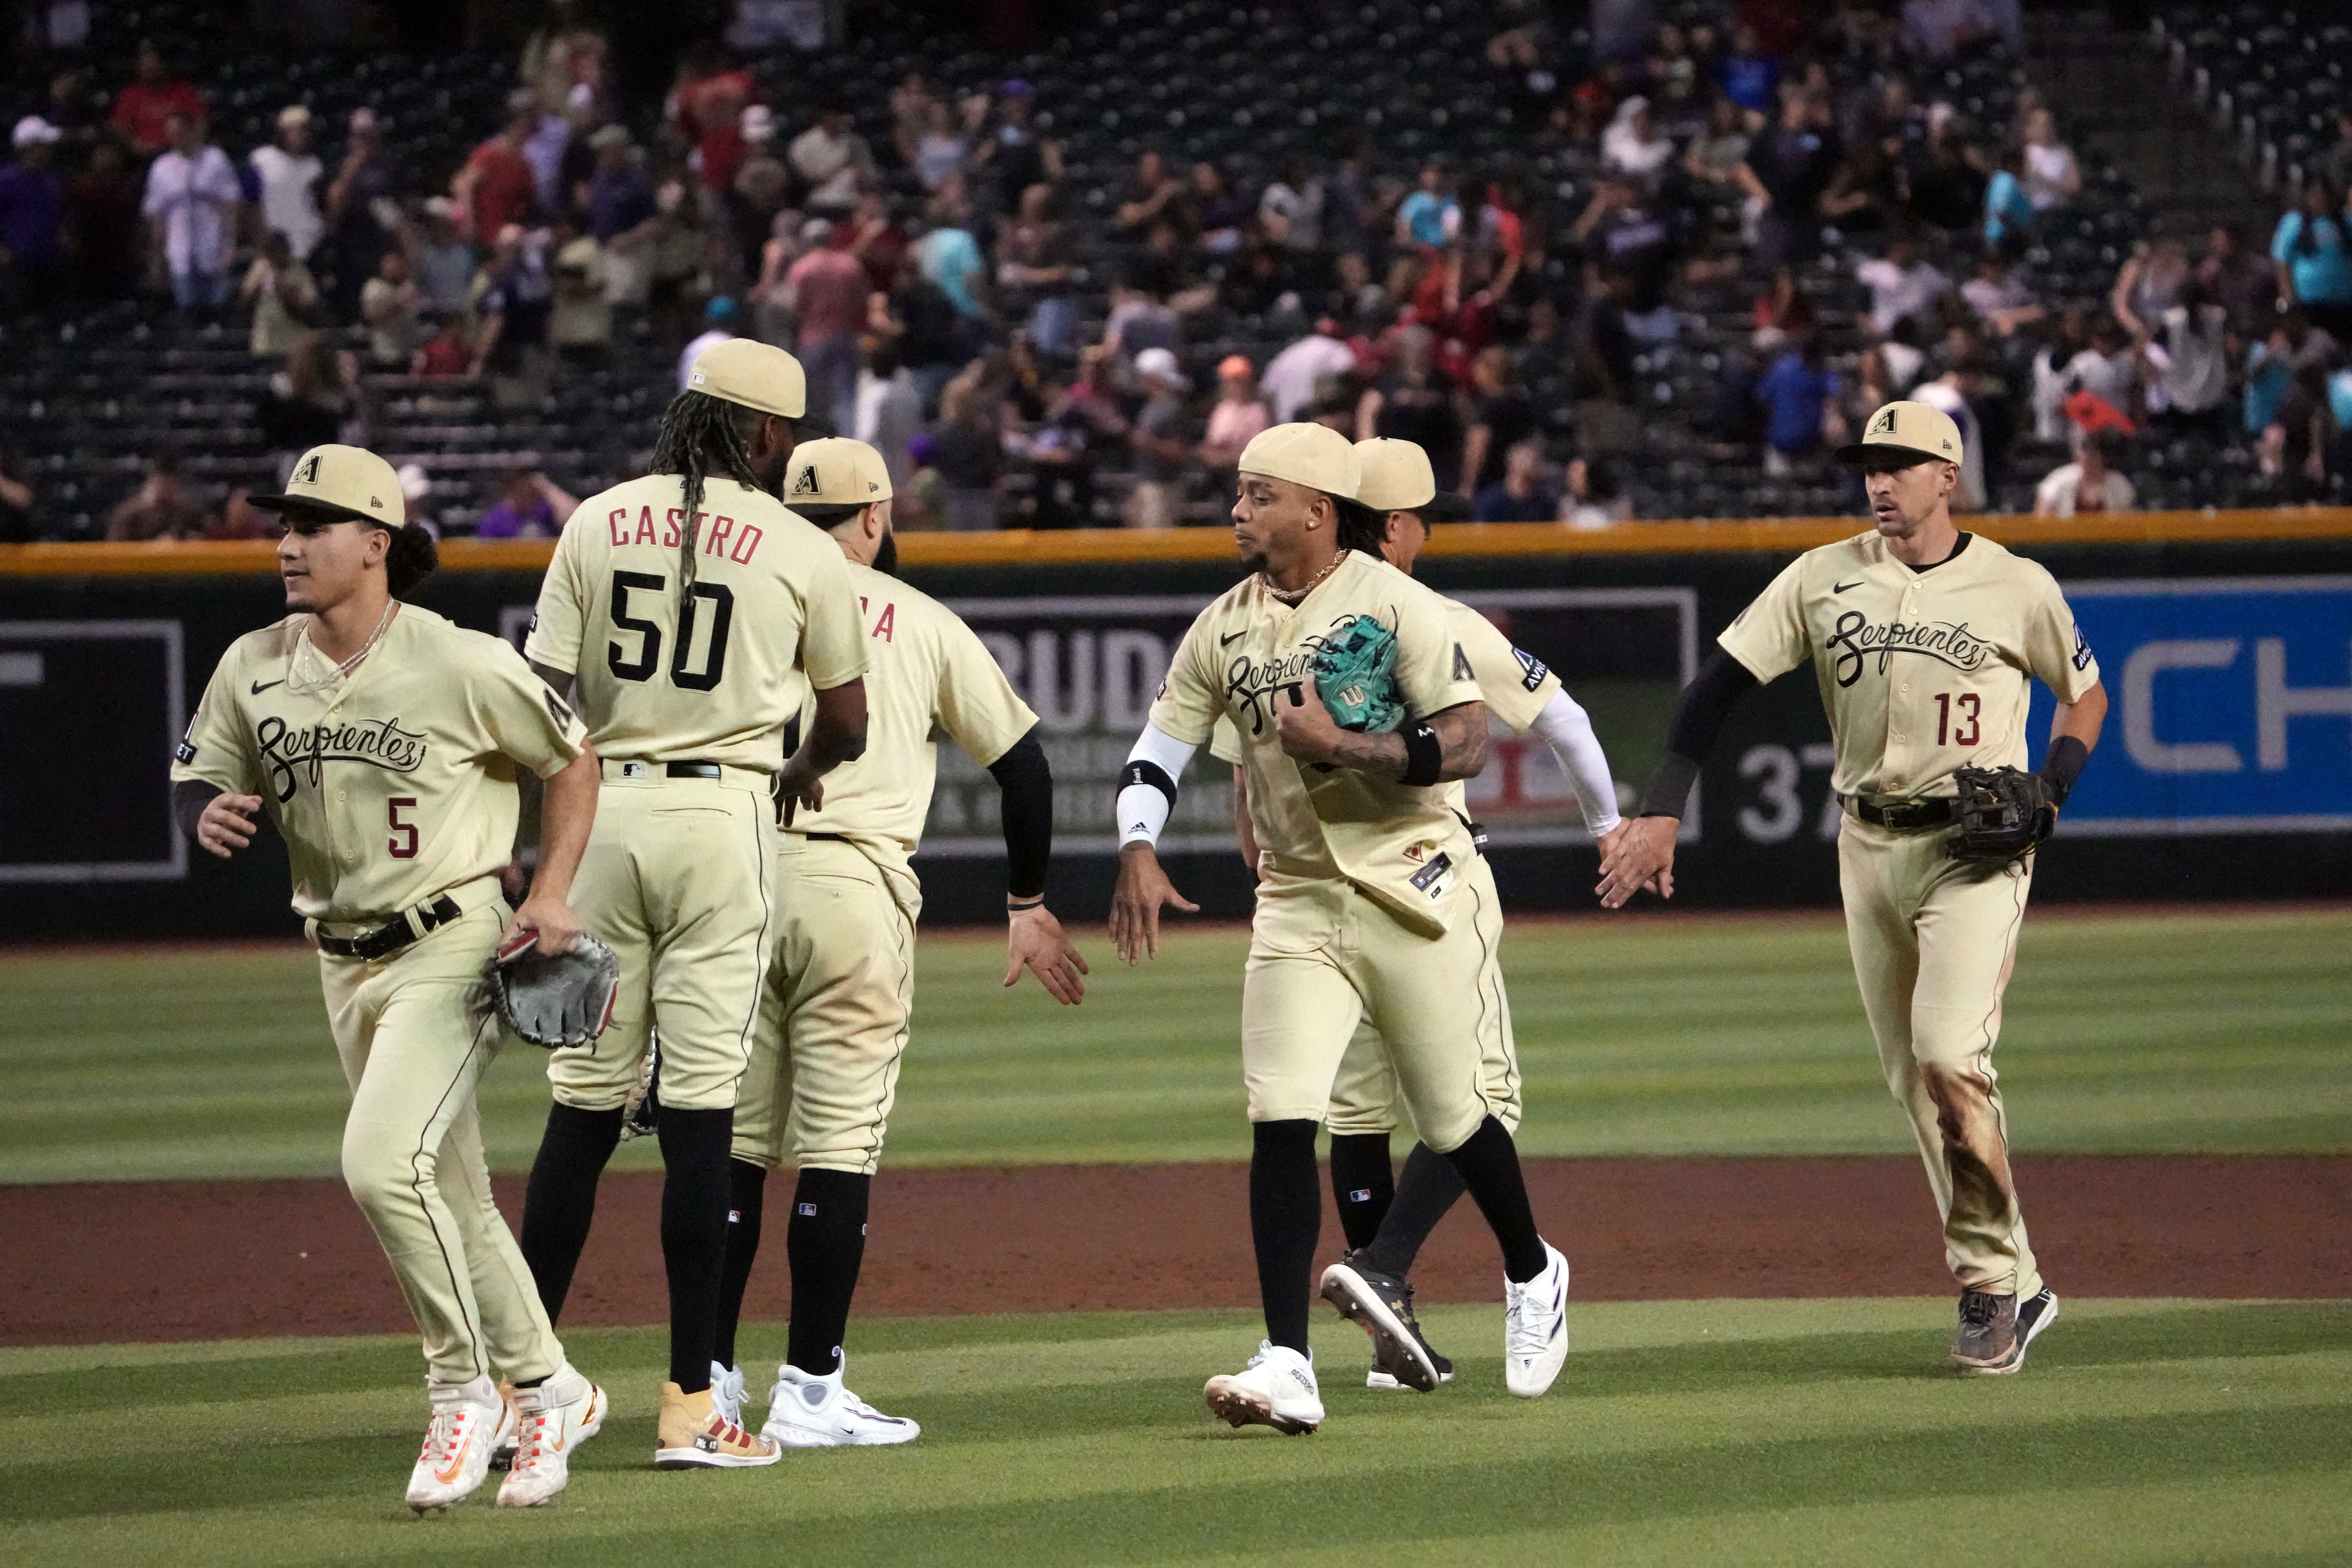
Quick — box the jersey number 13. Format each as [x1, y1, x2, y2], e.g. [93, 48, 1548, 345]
[608, 570, 735, 691]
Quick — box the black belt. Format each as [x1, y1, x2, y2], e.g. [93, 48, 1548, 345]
[803, 831, 847, 841]
[1849, 796, 1959, 831]
[665, 761, 720, 778]
[316, 893, 463, 961]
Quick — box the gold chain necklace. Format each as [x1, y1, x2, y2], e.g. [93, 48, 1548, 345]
[1261, 550, 1346, 606]
[287, 601, 397, 695]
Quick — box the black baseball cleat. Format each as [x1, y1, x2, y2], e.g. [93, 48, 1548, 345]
[1953, 1286, 2059, 1374]
[1320, 1251, 1444, 1393]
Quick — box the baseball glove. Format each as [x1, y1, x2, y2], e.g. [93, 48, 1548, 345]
[1948, 766, 2055, 864]
[1310, 614, 1407, 733]
[619, 1033, 661, 1141]
[489, 930, 620, 1050]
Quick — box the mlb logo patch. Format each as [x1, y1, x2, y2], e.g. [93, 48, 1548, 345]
[797, 1202, 818, 1216]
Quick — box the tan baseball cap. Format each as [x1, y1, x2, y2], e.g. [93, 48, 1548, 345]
[1238, 422, 1360, 500]
[783, 437, 893, 506]
[1354, 437, 1436, 511]
[687, 337, 807, 420]
[247, 444, 405, 529]
[1837, 399, 1965, 468]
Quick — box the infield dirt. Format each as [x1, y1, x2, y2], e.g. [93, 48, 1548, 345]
[4, 1155, 2343, 1346]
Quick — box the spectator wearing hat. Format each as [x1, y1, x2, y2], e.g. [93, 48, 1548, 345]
[1200, 355, 1272, 478]
[411, 196, 476, 316]
[394, 463, 438, 538]
[109, 43, 204, 157]
[324, 107, 401, 317]
[548, 216, 611, 366]
[2034, 430, 2135, 517]
[969, 80, 1060, 215]
[472, 225, 553, 404]
[584, 124, 657, 307]
[0, 117, 66, 314]
[677, 293, 739, 389]
[789, 101, 875, 218]
[142, 111, 240, 318]
[786, 218, 870, 427]
[730, 106, 789, 272]
[241, 230, 318, 357]
[454, 93, 540, 244]
[1125, 346, 1193, 529]
[250, 104, 324, 262]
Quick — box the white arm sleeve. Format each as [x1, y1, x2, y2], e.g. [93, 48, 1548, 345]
[1529, 689, 1622, 836]
[1116, 722, 1200, 848]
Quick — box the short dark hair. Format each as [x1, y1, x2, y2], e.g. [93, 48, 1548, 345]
[794, 501, 867, 528]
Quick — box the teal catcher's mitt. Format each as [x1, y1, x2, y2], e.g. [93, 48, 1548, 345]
[1310, 615, 1407, 733]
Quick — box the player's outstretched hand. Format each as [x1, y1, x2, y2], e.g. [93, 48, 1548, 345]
[1109, 843, 1199, 965]
[502, 893, 585, 957]
[1596, 815, 1678, 908]
[774, 752, 826, 824]
[196, 792, 263, 858]
[1006, 904, 1089, 1004]
[1273, 678, 1342, 766]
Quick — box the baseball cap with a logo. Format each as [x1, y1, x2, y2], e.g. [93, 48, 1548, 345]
[782, 437, 893, 506]
[1238, 422, 1361, 501]
[247, 444, 405, 530]
[687, 336, 807, 420]
[1836, 399, 1965, 468]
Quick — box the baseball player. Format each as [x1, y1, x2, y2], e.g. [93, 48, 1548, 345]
[1212, 438, 1626, 1393]
[1110, 423, 1571, 1435]
[1598, 400, 2108, 1374]
[698, 437, 1087, 1447]
[170, 444, 607, 1512]
[517, 339, 871, 1469]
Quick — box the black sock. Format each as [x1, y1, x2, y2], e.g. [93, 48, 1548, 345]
[518, 1102, 623, 1323]
[1249, 1120, 1321, 1355]
[713, 1160, 769, 1373]
[655, 1105, 736, 1393]
[786, 1167, 872, 1376]
[1439, 1115, 1548, 1282]
[1362, 1141, 1468, 1278]
[1327, 1132, 1395, 1252]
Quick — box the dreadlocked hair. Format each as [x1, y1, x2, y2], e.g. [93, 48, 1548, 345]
[649, 390, 769, 586]
[1333, 496, 1389, 557]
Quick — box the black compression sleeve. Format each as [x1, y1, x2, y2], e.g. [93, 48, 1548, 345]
[2041, 734, 2091, 806]
[172, 778, 222, 844]
[986, 727, 1052, 901]
[1635, 647, 1760, 817]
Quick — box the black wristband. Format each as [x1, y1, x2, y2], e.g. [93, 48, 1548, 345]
[2041, 734, 2090, 807]
[1635, 752, 1701, 819]
[1117, 758, 1177, 805]
[1400, 721, 1442, 786]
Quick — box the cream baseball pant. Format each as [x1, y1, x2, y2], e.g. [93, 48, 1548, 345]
[1242, 870, 1501, 1154]
[319, 894, 565, 1388]
[550, 764, 780, 1113]
[1325, 854, 1522, 1138]
[1838, 812, 2043, 1300]
[733, 836, 918, 1175]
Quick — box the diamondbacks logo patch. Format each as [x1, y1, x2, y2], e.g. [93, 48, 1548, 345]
[791, 464, 821, 497]
[1870, 406, 1900, 439]
[294, 453, 322, 484]
[1451, 642, 1474, 681]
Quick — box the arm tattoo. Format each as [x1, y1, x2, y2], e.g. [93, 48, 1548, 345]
[1324, 702, 1489, 782]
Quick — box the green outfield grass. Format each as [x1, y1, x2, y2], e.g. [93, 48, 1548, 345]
[3, 907, 2349, 1184]
[2, 1299, 2346, 1567]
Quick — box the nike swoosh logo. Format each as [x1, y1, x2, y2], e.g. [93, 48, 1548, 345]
[1833, 580, 1863, 594]
[251, 677, 286, 694]
[1221, 632, 1245, 646]
[434, 1431, 473, 1484]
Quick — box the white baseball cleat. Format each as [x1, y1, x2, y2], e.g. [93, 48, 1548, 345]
[1204, 1341, 1324, 1435]
[406, 1376, 503, 1513]
[488, 1382, 520, 1470]
[496, 1364, 606, 1508]
[1503, 1241, 1571, 1398]
[761, 1356, 920, 1447]
[709, 1361, 749, 1429]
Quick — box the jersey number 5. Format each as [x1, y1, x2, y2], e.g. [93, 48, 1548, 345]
[387, 797, 419, 859]
[608, 570, 736, 691]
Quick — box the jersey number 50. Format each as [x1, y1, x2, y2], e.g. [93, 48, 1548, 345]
[608, 570, 735, 691]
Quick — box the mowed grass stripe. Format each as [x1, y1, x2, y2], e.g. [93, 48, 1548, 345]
[1, 1302, 2345, 1567]
[4, 907, 2349, 1182]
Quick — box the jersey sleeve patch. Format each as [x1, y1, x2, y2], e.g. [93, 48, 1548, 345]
[1451, 642, 1474, 682]
[1513, 646, 1550, 692]
[2071, 624, 2093, 672]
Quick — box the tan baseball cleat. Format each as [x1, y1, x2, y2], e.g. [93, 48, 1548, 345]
[654, 1380, 782, 1469]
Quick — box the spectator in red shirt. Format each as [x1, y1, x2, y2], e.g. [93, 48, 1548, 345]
[110, 43, 206, 157]
[785, 217, 873, 430]
[453, 92, 539, 243]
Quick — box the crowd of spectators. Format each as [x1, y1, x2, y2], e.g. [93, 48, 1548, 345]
[2, 1, 2351, 541]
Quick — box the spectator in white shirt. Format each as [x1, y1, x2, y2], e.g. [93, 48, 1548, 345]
[852, 335, 924, 485]
[143, 112, 241, 316]
[1259, 317, 1358, 423]
[2021, 108, 2080, 211]
[789, 101, 876, 217]
[2035, 431, 2135, 516]
[1960, 250, 2045, 336]
[1854, 233, 1950, 335]
[249, 104, 324, 261]
[2144, 279, 2232, 431]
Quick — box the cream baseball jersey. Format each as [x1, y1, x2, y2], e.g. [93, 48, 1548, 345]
[172, 607, 588, 921]
[787, 561, 1038, 911]
[1153, 551, 1483, 934]
[1717, 531, 2099, 800]
[1212, 596, 1564, 825]
[524, 474, 867, 771]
